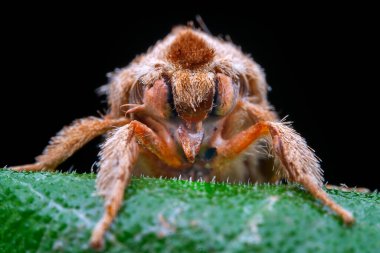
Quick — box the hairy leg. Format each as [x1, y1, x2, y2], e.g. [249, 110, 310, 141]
[213, 119, 354, 224]
[326, 184, 370, 193]
[91, 120, 184, 249]
[90, 123, 139, 249]
[10, 117, 130, 172]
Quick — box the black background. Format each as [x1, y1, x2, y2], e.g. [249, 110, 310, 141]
[1, 4, 378, 190]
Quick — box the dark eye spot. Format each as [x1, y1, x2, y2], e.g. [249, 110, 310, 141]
[211, 73, 237, 116]
[163, 76, 175, 113]
[211, 78, 219, 116]
[204, 147, 217, 161]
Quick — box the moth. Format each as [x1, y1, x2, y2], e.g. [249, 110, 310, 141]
[11, 26, 354, 249]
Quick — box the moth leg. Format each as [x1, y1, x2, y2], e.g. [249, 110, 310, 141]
[326, 184, 370, 193]
[213, 120, 354, 224]
[128, 120, 183, 168]
[90, 123, 139, 249]
[90, 120, 183, 249]
[10, 117, 130, 172]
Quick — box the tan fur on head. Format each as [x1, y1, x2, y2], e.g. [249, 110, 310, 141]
[171, 70, 214, 116]
[167, 29, 215, 69]
[106, 26, 270, 117]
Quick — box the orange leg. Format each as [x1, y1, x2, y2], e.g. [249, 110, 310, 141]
[90, 120, 184, 249]
[128, 120, 183, 168]
[10, 117, 130, 172]
[213, 120, 354, 224]
[90, 123, 138, 249]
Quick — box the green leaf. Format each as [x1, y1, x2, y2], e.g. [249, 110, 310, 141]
[0, 170, 379, 253]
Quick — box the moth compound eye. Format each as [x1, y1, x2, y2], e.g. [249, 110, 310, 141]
[212, 73, 238, 116]
[143, 78, 174, 118]
[163, 77, 175, 115]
